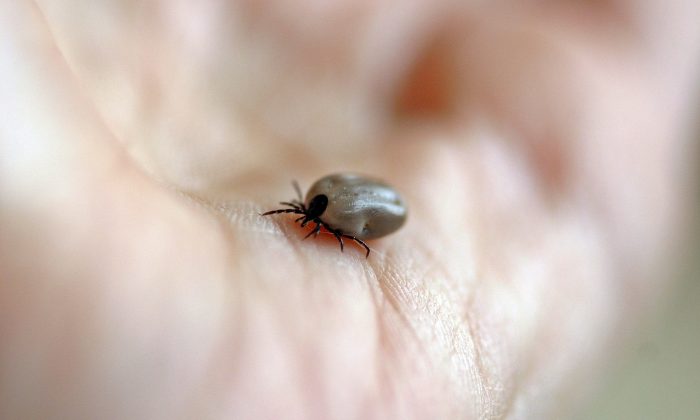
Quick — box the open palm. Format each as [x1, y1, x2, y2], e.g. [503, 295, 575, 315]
[1, 1, 698, 418]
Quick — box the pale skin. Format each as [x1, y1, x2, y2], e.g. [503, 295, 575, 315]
[0, 1, 698, 419]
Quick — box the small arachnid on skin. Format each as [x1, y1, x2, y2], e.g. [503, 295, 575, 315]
[261, 173, 408, 257]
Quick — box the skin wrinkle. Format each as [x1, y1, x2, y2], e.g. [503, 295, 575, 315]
[375, 268, 428, 418]
[377, 255, 486, 418]
[401, 253, 494, 417]
[363, 254, 422, 419]
[357, 261, 389, 418]
[447, 302, 493, 418]
[374, 260, 435, 416]
[459, 235, 506, 417]
[379, 261, 426, 346]
[459, 283, 497, 418]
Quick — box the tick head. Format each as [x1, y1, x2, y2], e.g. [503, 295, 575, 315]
[306, 194, 328, 219]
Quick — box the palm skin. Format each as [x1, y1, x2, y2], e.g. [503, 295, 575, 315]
[1, 1, 698, 419]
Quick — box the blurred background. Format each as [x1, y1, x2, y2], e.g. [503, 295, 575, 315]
[582, 158, 700, 418]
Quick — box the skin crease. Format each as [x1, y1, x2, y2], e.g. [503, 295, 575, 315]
[0, 1, 698, 419]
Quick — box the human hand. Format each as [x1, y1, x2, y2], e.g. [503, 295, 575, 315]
[1, 1, 698, 418]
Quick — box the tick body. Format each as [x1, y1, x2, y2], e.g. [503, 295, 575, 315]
[261, 173, 407, 257]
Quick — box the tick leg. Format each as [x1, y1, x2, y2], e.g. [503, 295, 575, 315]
[292, 180, 303, 202]
[303, 222, 321, 240]
[280, 201, 301, 210]
[295, 215, 306, 223]
[261, 208, 304, 216]
[332, 231, 345, 252]
[343, 235, 371, 258]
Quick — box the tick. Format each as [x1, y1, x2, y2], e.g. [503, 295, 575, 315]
[261, 173, 408, 257]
